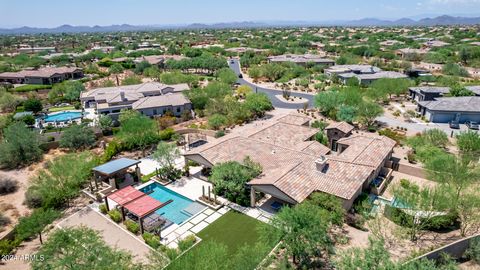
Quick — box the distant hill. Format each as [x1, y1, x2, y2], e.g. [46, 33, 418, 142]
[1, 15, 480, 34]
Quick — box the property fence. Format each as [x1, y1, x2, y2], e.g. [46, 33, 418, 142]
[406, 234, 479, 264]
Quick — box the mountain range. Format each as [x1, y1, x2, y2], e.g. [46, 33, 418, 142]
[1, 15, 480, 34]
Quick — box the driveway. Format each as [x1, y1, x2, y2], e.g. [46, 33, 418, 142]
[228, 59, 315, 109]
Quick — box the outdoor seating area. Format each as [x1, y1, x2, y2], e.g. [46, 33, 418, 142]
[93, 158, 142, 190]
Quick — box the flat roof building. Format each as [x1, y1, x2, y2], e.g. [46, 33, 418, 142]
[268, 54, 335, 66]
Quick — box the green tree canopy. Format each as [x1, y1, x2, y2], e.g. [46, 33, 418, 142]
[32, 227, 141, 270]
[209, 157, 262, 206]
[118, 110, 159, 153]
[23, 98, 43, 113]
[0, 122, 42, 168]
[48, 80, 85, 103]
[27, 151, 97, 208]
[59, 124, 96, 150]
[16, 208, 60, 244]
[216, 68, 238, 85]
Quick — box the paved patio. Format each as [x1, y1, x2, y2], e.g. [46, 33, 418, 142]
[57, 207, 152, 263]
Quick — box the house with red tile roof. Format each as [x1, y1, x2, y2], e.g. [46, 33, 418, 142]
[184, 114, 395, 209]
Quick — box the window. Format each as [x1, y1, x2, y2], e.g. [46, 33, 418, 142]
[153, 109, 157, 115]
[176, 107, 181, 113]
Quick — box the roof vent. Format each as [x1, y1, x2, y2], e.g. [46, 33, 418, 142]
[271, 149, 276, 154]
[120, 91, 126, 101]
[315, 155, 328, 172]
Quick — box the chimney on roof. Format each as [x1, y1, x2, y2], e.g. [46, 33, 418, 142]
[120, 91, 125, 101]
[315, 156, 328, 172]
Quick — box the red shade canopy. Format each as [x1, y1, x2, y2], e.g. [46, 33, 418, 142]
[124, 195, 163, 218]
[108, 186, 144, 206]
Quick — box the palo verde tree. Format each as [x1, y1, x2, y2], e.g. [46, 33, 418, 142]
[15, 208, 60, 245]
[117, 110, 159, 155]
[32, 227, 141, 270]
[0, 121, 43, 168]
[264, 201, 333, 268]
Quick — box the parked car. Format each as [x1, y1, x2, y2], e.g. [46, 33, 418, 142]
[449, 121, 460, 129]
[466, 121, 479, 130]
[238, 74, 243, 78]
[230, 60, 235, 64]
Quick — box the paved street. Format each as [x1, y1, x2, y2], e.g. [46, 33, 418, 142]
[228, 59, 315, 109]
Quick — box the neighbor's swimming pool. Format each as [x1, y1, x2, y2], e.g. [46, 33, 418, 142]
[44, 111, 83, 122]
[140, 182, 205, 225]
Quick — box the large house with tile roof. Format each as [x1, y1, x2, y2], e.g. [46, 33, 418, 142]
[184, 114, 395, 209]
[0, 67, 83, 85]
[80, 82, 191, 119]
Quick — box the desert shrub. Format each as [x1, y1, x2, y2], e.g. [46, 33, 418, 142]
[24, 189, 43, 208]
[311, 120, 328, 131]
[465, 237, 480, 264]
[142, 232, 161, 248]
[124, 220, 140, 234]
[101, 139, 124, 162]
[108, 209, 122, 223]
[159, 127, 175, 141]
[0, 213, 10, 227]
[0, 176, 18, 194]
[99, 204, 108, 214]
[178, 235, 197, 252]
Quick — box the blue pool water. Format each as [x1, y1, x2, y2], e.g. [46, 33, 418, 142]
[44, 111, 83, 122]
[140, 183, 195, 225]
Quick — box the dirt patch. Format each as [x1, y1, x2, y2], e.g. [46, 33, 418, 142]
[0, 149, 66, 239]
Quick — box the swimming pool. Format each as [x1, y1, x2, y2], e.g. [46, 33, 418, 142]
[44, 111, 83, 122]
[140, 182, 205, 225]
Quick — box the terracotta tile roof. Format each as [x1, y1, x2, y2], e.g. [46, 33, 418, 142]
[247, 122, 318, 152]
[0, 66, 81, 79]
[325, 121, 354, 134]
[333, 134, 396, 167]
[277, 113, 311, 126]
[185, 115, 394, 203]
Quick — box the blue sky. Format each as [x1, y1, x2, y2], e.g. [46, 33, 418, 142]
[1, 0, 480, 28]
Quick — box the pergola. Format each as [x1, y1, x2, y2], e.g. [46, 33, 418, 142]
[93, 158, 142, 189]
[123, 195, 163, 234]
[105, 186, 165, 234]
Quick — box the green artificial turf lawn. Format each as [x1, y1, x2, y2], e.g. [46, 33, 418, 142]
[196, 210, 265, 255]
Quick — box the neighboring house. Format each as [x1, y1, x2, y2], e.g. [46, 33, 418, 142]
[80, 82, 191, 119]
[0, 67, 83, 85]
[379, 40, 404, 46]
[184, 114, 395, 210]
[134, 55, 186, 67]
[417, 96, 480, 123]
[409, 86, 480, 102]
[423, 40, 450, 48]
[324, 65, 407, 85]
[267, 54, 335, 66]
[16, 46, 56, 54]
[224, 47, 267, 54]
[396, 48, 430, 59]
[408, 86, 451, 102]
